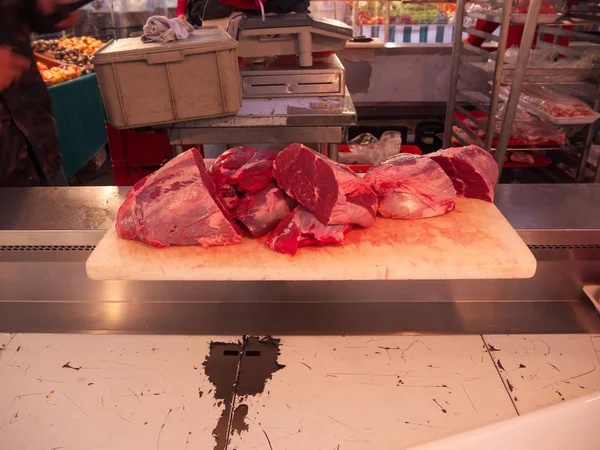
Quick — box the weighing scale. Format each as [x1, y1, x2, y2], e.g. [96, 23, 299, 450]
[230, 13, 352, 99]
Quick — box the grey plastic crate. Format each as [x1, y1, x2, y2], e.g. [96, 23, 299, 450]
[93, 27, 242, 129]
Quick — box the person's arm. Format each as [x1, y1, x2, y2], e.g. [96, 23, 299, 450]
[25, 0, 78, 34]
[0, 47, 31, 93]
[176, 0, 187, 19]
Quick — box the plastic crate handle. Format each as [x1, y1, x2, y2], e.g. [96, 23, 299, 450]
[146, 51, 183, 64]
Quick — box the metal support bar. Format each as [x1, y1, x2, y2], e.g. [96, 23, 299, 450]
[457, 89, 491, 116]
[538, 24, 600, 45]
[456, 104, 485, 130]
[463, 27, 500, 42]
[452, 131, 470, 147]
[494, 0, 543, 177]
[329, 143, 339, 162]
[443, 0, 468, 149]
[462, 42, 494, 58]
[578, 82, 600, 182]
[485, 0, 513, 150]
[453, 117, 486, 148]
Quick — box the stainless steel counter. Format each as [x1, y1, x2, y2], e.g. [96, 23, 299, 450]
[1, 185, 599, 335]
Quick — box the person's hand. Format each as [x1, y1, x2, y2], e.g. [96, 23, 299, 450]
[37, 0, 79, 29]
[0, 47, 31, 92]
[177, 14, 187, 21]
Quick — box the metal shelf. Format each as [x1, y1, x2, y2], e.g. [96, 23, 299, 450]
[444, 0, 600, 182]
[467, 61, 600, 81]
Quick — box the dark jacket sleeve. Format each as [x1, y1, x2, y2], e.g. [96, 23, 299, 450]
[24, 0, 66, 34]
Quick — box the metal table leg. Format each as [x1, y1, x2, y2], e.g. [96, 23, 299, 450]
[329, 143, 339, 162]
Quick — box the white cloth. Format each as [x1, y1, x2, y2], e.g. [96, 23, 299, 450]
[141, 16, 194, 43]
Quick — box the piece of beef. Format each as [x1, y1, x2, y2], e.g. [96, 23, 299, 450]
[364, 154, 456, 219]
[204, 158, 216, 171]
[211, 146, 277, 194]
[235, 149, 278, 193]
[267, 206, 351, 256]
[211, 147, 278, 211]
[428, 145, 499, 202]
[232, 183, 296, 238]
[116, 148, 242, 248]
[273, 144, 378, 227]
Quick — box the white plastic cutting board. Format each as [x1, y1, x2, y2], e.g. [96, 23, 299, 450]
[86, 198, 537, 281]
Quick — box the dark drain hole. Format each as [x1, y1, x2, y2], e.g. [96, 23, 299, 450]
[223, 350, 239, 356]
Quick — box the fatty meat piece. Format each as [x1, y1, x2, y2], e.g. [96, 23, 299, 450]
[116, 148, 242, 248]
[273, 143, 378, 227]
[364, 154, 456, 219]
[211, 146, 277, 194]
[267, 206, 351, 256]
[428, 145, 499, 202]
[232, 183, 296, 238]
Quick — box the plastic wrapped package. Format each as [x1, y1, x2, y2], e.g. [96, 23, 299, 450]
[338, 132, 402, 165]
[462, 109, 568, 146]
[495, 46, 600, 70]
[499, 85, 600, 124]
[509, 151, 534, 163]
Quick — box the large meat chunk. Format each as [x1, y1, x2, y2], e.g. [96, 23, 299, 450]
[116, 149, 242, 248]
[429, 145, 499, 202]
[211, 147, 277, 194]
[267, 206, 351, 256]
[211, 147, 278, 210]
[364, 154, 456, 219]
[273, 144, 378, 227]
[232, 183, 296, 238]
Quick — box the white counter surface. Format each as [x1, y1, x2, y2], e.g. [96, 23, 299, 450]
[1, 333, 599, 449]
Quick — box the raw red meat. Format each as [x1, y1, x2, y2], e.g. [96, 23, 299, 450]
[232, 183, 296, 238]
[116, 148, 243, 248]
[429, 146, 499, 202]
[364, 154, 456, 219]
[267, 206, 351, 256]
[235, 149, 278, 193]
[540, 102, 595, 118]
[273, 144, 378, 228]
[204, 158, 216, 171]
[211, 147, 278, 211]
[211, 147, 277, 194]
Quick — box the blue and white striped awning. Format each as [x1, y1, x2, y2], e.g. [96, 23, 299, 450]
[360, 24, 454, 43]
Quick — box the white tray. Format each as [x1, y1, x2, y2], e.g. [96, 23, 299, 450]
[584, 285, 600, 315]
[535, 107, 600, 125]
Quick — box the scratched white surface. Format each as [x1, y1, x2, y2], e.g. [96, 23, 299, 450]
[0, 334, 233, 450]
[0, 334, 15, 356]
[2, 334, 600, 450]
[228, 336, 516, 450]
[483, 335, 600, 414]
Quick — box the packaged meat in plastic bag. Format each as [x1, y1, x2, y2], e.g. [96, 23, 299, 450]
[509, 151, 535, 164]
[461, 107, 568, 147]
[338, 131, 402, 165]
[500, 85, 599, 123]
[491, 46, 596, 83]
